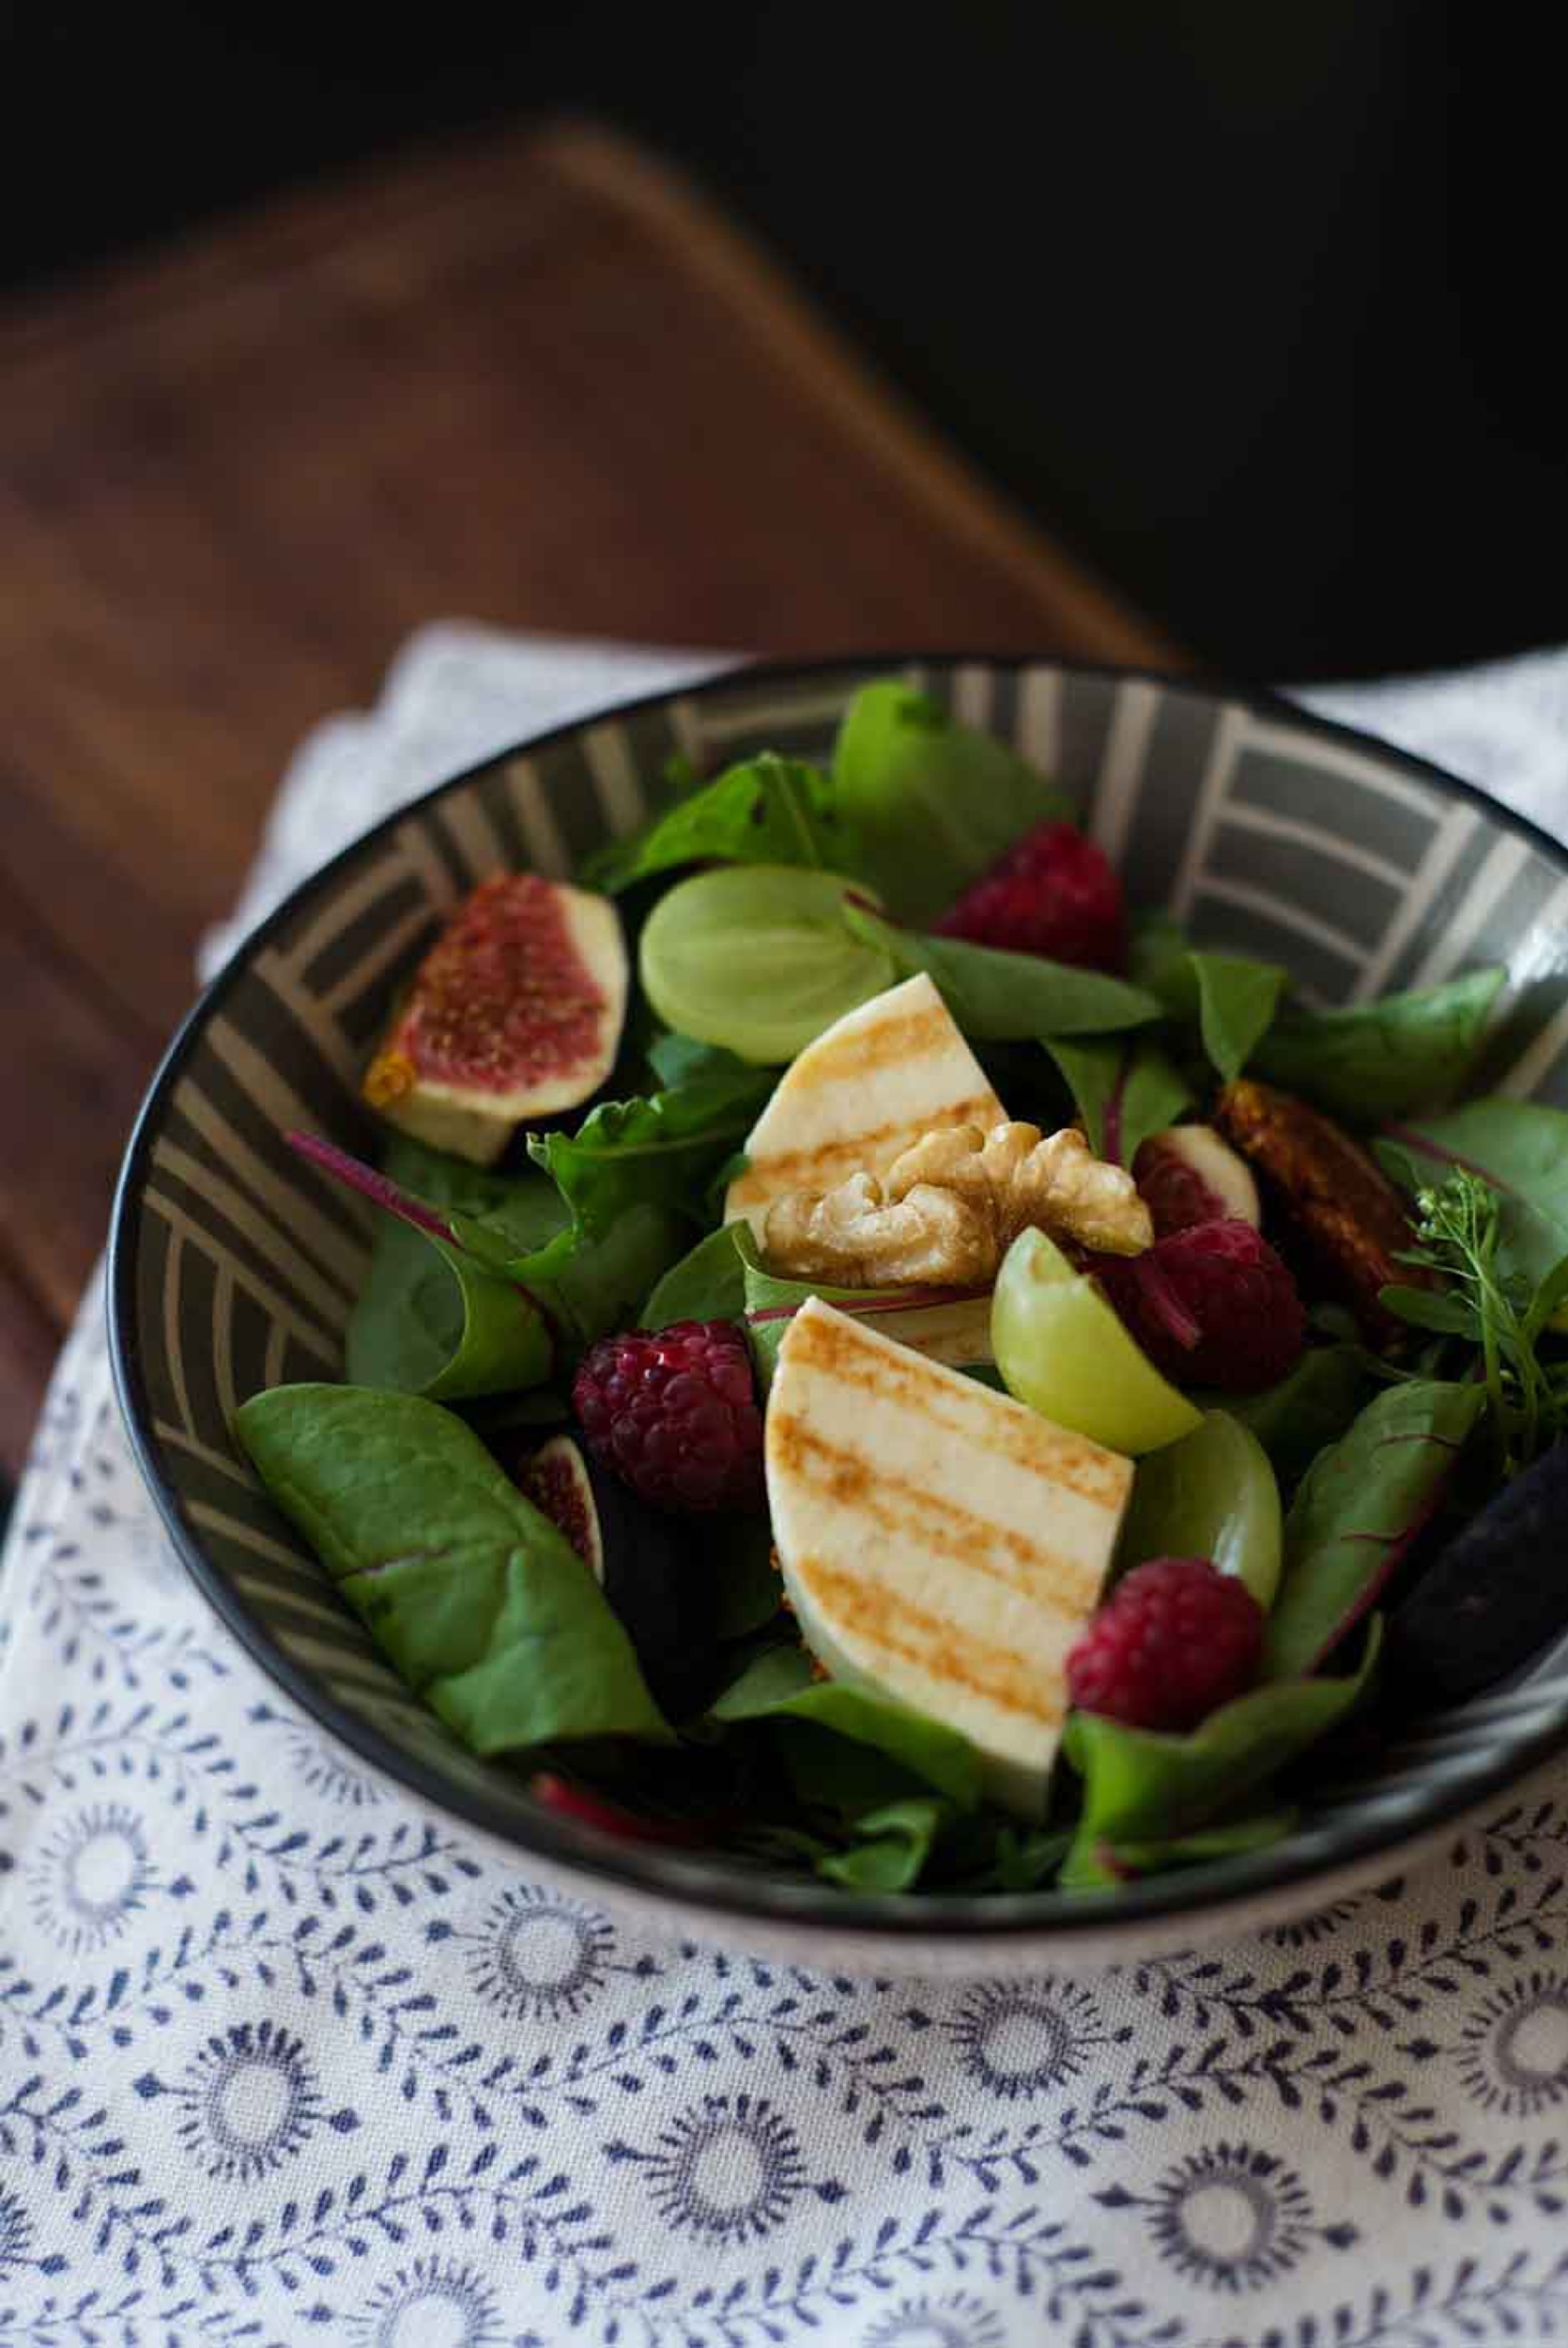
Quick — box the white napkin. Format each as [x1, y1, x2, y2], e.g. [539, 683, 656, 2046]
[7, 627, 1568, 2348]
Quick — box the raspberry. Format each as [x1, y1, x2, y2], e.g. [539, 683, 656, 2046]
[1094, 1218, 1306, 1393]
[1068, 1557, 1264, 1731]
[934, 820, 1126, 970]
[572, 1319, 764, 1514]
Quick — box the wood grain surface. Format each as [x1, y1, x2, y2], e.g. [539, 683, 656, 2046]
[0, 118, 1174, 1478]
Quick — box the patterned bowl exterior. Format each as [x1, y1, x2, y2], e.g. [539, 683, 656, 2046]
[108, 658, 1568, 1967]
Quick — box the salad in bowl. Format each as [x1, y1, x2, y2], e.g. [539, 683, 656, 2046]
[208, 677, 1568, 1905]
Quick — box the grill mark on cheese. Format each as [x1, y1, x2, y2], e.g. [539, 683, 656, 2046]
[792, 1553, 1066, 1726]
[729, 1095, 1002, 1211]
[766, 1415, 1104, 1614]
[778, 1303, 1129, 1509]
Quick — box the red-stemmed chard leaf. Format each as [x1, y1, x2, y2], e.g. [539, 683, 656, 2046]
[1264, 1380, 1486, 1678]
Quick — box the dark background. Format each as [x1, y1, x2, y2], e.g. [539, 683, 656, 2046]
[1, 0, 1560, 679]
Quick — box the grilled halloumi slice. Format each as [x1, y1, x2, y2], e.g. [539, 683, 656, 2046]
[724, 973, 1005, 1235]
[766, 1296, 1133, 1818]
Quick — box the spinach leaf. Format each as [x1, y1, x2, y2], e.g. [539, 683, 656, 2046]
[1129, 909, 1199, 1015]
[647, 1032, 776, 1090]
[508, 1203, 686, 1353]
[1254, 967, 1504, 1120]
[1381, 1096, 1568, 1287]
[1099, 1807, 1299, 1878]
[1043, 1035, 1191, 1165]
[694, 1514, 785, 1641]
[236, 1384, 669, 1751]
[341, 1136, 565, 1399]
[711, 1643, 983, 1806]
[832, 679, 1072, 922]
[579, 754, 851, 894]
[1219, 1344, 1376, 1488]
[1264, 1380, 1485, 1678]
[839, 900, 1161, 1042]
[733, 1225, 990, 1387]
[524, 1062, 775, 1234]
[1060, 1621, 1380, 1889]
[951, 1822, 1073, 1892]
[1189, 951, 1286, 1085]
[642, 1223, 746, 1328]
[817, 1797, 951, 1892]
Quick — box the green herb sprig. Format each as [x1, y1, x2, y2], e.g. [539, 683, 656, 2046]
[1382, 1166, 1568, 1471]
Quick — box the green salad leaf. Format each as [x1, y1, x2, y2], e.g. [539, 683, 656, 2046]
[1190, 950, 1287, 1084]
[1099, 1808, 1299, 1878]
[236, 1384, 669, 1752]
[1060, 1620, 1381, 1889]
[501, 1203, 687, 1354]
[1253, 967, 1504, 1120]
[580, 754, 853, 895]
[1043, 1035, 1191, 1165]
[525, 1061, 775, 1233]
[817, 1797, 951, 1891]
[345, 1137, 568, 1398]
[1381, 1095, 1568, 1287]
[1128, 909, 1199, 1013]
[1264, 1379, 1484, 1678]
[642, 1223, 747, 1328]
[839, 900, 1161, 1041]
[1220, 1344, 1376, 1489]
[831, 679, 1072, 922]
[731, 1226, 991, 1386]
[711, 1643, 983, 1806]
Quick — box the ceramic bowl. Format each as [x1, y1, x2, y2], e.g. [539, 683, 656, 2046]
[109, 657, 1568, 1971]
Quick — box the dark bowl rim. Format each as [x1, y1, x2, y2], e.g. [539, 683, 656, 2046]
[107, 650, 1568, 1948]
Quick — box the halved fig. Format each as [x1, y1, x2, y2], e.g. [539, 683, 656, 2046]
[1133, 1125, 1260, 1237]
[363, 874, 628, 1166]
[521, 1434, 704, 1718]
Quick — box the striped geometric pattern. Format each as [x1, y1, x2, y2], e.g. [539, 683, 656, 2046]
[110, 659, 1568, 1939]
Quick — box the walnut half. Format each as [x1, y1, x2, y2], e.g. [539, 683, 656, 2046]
[761, 1120, 1152, 1287]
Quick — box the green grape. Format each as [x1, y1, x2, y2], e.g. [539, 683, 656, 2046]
[991, 1228, 1204, 1457]
[1117, 1410, 1283, 1608]
[638, 865, 897, 1064]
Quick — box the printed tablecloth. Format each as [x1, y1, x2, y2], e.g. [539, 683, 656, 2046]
[6, 629, 1568, 2348]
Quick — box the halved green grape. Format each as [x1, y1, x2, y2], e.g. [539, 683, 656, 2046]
[1117, 1410, 1283, 1608]
[638, 865, 897, 1064]
[991, 1227, 1204, 1457]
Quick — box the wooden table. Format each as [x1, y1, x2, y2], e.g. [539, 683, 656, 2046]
[0, 119, 1174, 1481]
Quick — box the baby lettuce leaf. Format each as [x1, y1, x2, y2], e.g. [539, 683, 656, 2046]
[693, 1513, 785, 1641]
[732, 1225, 990, 1387]
[579, 754, 851, 895]
[1043, 1035, 1191, 1165]
[1128, 909, 1199, 1016]
[642, 1223, 747, 1328]
[647, 1031, 777, 1090]
[311, 1132, 679, 1383]
[1098, 1807, 1299, 1879]
[711, 1642, 983, 1806]
[817, 1797, 951, 1892]
[1253, 967, 1504, 1120]
[831, 680, 1073, 923]
[1219, 1344, 1376, 1490]
[343, 1136, 566, 1399]
[504, 1203, 686, 1354]
[1264, 1379, 1485, 1679]
[840, 900, 1161, 1042]
[236, 1383, 669, 1751]
[1190, 950, 1287, 1085]
[1060, 1621, 1380, 1889]
[1381, 1096, 1568, 1288]
[524, 1060, 776, 1234]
